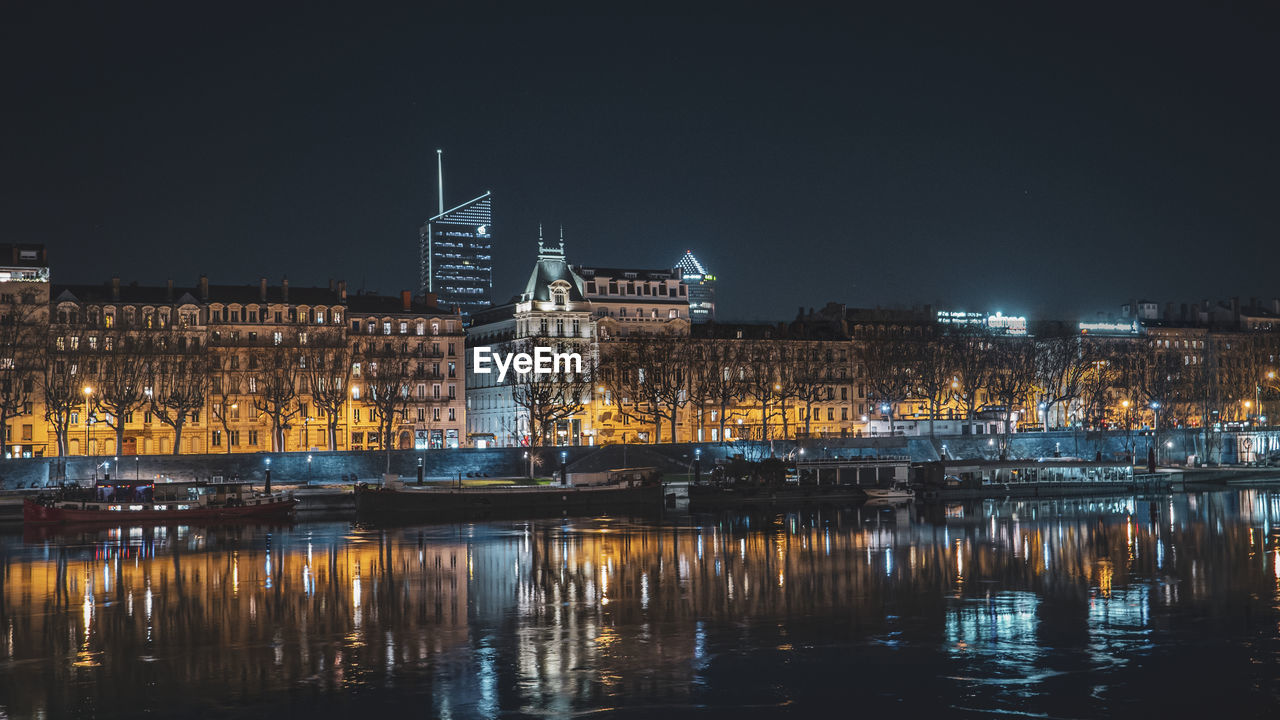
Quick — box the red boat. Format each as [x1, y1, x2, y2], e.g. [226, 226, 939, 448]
[23, 478, 296, 525]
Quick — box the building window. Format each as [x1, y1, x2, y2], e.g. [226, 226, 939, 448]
[211, 430, 222, 447]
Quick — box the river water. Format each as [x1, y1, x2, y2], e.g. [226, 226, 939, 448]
[3, 488, 1280, 718]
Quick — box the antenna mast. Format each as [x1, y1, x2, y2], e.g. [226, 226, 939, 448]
[436, 149, 444, 215]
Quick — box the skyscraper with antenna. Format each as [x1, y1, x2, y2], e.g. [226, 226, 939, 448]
[419, 149, 493, 319]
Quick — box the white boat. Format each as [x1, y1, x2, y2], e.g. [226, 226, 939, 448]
[863, 483, 915, 501]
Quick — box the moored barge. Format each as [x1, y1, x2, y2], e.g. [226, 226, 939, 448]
[355, 478, 665, 520]
[24, 478, 296, 525]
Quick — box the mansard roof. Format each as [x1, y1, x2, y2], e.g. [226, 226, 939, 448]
[522, 240, 584, 303]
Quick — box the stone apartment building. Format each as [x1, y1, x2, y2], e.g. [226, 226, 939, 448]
[3, 246, 465, 458]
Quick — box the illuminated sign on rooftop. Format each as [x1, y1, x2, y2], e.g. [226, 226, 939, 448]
[1078, 320, 1141, 335]
[937, 310, 1027, 336]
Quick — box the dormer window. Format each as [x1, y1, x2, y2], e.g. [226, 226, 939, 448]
[549, 280, 570, 307]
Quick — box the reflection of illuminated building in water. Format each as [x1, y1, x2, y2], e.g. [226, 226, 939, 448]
[0, 492, 1276, 717]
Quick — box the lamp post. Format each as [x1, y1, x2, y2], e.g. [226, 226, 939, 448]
[264, 457, 272, 494]
[1150, 401, 1161, 465]
[82, 386, 93, 456]
[1121, 399, 1133, 463]
[307, 453, 313, 483]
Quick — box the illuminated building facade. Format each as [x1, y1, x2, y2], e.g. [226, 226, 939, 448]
[466, 236, 595, 448]
[674, 250, 715, 323]
[420, 192, 493, 319]
[9, 258, 466, 458]
[574, 264, 690, 338]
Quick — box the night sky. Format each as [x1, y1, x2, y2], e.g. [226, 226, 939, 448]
[3, 3, 1277, 322]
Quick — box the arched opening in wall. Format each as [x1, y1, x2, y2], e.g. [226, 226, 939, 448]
[399, 431, 412, 450]
[69, 439, 80, 455]
[105, 439, 116, 455]
[160, 437, 170, 454]
[122, 437, 138, 455]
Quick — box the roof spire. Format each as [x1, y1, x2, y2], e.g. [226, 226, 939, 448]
[436, 149, 444, 215]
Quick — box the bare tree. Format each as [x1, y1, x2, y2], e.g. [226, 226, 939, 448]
[0, 298, 42, 458]
[906, 335, 953, 438]
[600, 335, 685, 443]
[148, 333, 208, 455]
[789, 341, 833, 439]
[90, 331, 151, 455]
[945, 328, 995, 434]
[208, 344, 241, 454]
[1034, 334, 1095, 431]
[855, 332, 915, 434]
[1132, 338, 1197, 460]
[359, 339, 414, 473]
[249, 341, 302, 452]
[304, 329, 354, 451]
[692, 338, 749, 442]
[741, 339, 784, 441]
[41, 339, 86, 463]
[510, 336, 594, 447]
[986, 337, 1038, 459]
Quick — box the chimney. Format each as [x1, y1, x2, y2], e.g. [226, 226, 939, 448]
[1273, 298, 1280, 315]
[166, 278, 174, 302]
[401, 290, 412, 312]
[282, 276, 289, 303]
[426, 292, 438, 307]
[199, 275, 209, 301]
[259, 277, 268, 302]
[328, 278, 335, 292]
[1180, 303, 1189, 322]
[337, 280, 347, 302]
[111, 277, 120, 301]
[1231, 296, 1240, 321]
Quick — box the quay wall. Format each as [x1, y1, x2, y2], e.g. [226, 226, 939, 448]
[0, 430, 1276, 490]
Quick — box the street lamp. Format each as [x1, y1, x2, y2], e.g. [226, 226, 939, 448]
[1149, 402, 1162, 465]
[264, 457, 272, 494]
[82, 385, 93, 456]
